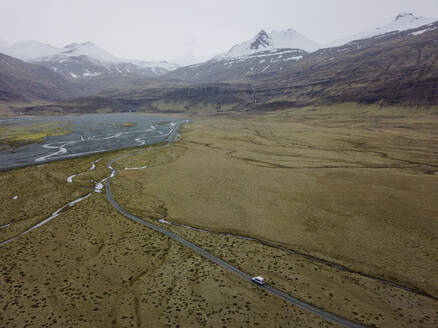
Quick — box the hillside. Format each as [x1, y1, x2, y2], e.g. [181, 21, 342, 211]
[0, 53, 80, 102]
[17, 18, 438, 114]
[163, 48, 307, 84]
[156, 21, 438, 110]
[257, 21, 438, 107]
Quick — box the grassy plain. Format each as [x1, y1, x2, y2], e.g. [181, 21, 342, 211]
[1, 105, 438, 327]
[0, 139, 329, 328]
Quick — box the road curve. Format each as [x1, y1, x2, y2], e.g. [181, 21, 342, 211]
[104, 138, 366, 328]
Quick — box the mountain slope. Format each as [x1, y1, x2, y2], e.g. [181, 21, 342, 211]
[251, 21, 438, 107]
[91, 21, 438, 113]
[328, 13, 437, 48]
[163, 28, 317, 83]
[0, 53, 80, 102]
[164, 17, 438, 93]
[19, 16, 438, 113]
[163, 48, 307, 84]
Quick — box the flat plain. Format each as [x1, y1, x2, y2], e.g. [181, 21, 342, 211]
[1, 105, 438, 327]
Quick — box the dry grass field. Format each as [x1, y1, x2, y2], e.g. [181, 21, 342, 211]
[1, 105, 438, 327]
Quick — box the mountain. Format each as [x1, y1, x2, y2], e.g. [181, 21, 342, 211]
[0, 40, 59, 62]
[0, 53, 80, 102]
[328, 13, 437, 47]
[163, 28, 318, 83]
[164, 15, 438, 85]
[55, 20, 438, 115]
[33, 42, 179, 80]
[1, 41, 179, 80]
[54, 41, 120, 62]
[251, 20, 438, 108]
[220, 29, 320, 58]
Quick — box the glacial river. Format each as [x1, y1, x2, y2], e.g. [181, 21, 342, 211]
[0, 113, 186, 170]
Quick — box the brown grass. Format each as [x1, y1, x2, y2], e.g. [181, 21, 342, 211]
[1, 105, 438, 327]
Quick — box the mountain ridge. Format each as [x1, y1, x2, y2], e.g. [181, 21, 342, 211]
[1, 41, 180, 80]
[327, 12, 437, 48]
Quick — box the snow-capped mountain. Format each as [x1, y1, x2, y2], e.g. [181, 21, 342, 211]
[53, 41, 120, 63]
[35, 42, 180, 79]
[1, 40, 179, 79]
[327, 13, 437, 47]
[220, 29, 320, 58]
[1, 40, 59, 62]
[165, 28, 318, 83]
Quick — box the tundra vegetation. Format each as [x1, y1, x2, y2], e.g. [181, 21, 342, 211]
[1, 105, 437, 327]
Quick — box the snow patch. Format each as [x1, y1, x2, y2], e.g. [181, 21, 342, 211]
[261, 65, 271, 72]
[94, 182, 104, 193]
[67, 174, 76, 183]
[411, 27, 437, 35]
[82, 71, 102, 77]
[124, 165, 147, 170]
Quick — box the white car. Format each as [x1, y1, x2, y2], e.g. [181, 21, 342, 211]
[252, 276, 265, 286]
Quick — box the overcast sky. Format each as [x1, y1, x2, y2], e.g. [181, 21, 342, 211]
[1, 0, 438, 65]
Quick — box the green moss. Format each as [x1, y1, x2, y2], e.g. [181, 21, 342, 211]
[96, 107, 114, 114]
[113, 122, 136, 128]
[0, 121, 72, 147]
[152, 100, 189, 112]
[268, 103, 438, 118]
[219, 104, 237, 112]
[186, 102, 218, 114]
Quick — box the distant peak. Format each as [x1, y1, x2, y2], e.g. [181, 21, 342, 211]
[250, 30, 271, 50]
[395, 12, 416, 20]
[65, 41, 95, 48]
[64, 43, 78, 48]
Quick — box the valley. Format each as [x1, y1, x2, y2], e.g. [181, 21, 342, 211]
[1, 107, 438, 327]
[1, 5, 438, 328]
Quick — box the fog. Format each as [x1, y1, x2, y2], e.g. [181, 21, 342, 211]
[1, 0, 438, 64]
